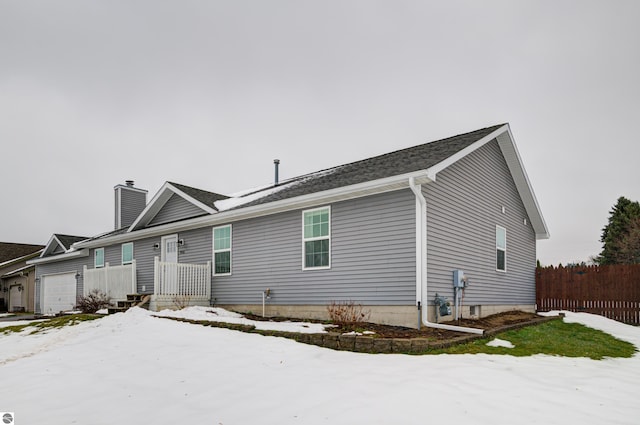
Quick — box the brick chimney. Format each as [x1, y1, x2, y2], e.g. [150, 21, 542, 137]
[114, 180, 148, 229]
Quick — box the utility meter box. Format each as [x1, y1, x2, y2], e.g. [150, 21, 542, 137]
[453, 270, 467, 288]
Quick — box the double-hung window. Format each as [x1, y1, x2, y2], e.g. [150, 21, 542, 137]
[213, 225, 232, 275]
[95, 248, 105, 268]
[303, 206, 330, 269]
[122, 242, 133, 265]
[496, 225, 507, 272]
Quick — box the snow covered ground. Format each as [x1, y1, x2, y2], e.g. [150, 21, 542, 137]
[0, 309, 638, 425]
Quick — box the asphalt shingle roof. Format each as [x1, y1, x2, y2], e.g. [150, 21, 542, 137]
[0, 243, 44, 263]
[168, 182, 229, 211]
[237, 124, 504, 209]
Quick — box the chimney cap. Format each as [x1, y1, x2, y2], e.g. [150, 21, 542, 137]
[125, 180, 134, 187]
[273, 159, 280, 164]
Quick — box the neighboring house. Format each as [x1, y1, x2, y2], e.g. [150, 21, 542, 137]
[0, 242, 45, 312]
[28, 234, 90, 315]
[29, 124, 549, 327]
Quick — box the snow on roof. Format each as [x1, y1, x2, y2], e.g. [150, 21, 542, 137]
[213, 167, 339, 212]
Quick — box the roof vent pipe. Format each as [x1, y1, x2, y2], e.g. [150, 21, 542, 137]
[274, 159, 280, 186]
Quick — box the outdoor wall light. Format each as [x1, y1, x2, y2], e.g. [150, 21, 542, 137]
[178, 239, 185, 246]
[18, 285, 23, 292]
[153, 243, 160, 249]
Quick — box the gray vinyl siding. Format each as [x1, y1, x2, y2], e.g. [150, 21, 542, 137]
[130, 237, 159, 294]
[34, 257, 91, 314]
[148, 193, 208, 226]
[424, 139, 536, 306]
[120, 229, 212, 294]
[116, 187, 147, 229]
[213, 189, 416, 306]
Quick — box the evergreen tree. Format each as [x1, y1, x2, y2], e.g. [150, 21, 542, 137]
[598, 197, 640, 264]
[611, 217, 640, 264]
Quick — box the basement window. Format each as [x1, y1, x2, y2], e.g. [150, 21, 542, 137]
[303, 206, 330, 269]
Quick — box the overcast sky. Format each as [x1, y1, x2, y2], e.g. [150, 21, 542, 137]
[1, 1, 639, 266]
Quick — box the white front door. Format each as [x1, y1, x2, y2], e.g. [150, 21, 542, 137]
[161, 234, 179, 294]
[161, 234, 179, 263]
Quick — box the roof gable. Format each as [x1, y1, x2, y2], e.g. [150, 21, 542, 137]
[76, 123, 548, 247]
[41, 234, 87, 257]
[129, 182, 229, 231]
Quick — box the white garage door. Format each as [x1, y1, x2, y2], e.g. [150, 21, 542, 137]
[42, 272, 77, 314]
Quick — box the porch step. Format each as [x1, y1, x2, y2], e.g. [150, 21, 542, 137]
[108, 294, 152, 315]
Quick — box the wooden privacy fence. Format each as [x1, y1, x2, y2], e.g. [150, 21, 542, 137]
[536, 264, 640, 325]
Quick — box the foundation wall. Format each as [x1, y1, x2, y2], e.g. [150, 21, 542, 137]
[219, 303, 536, 329]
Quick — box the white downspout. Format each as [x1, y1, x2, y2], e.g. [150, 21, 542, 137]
[408, 176, 484, 335]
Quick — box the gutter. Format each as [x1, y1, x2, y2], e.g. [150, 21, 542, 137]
[26, 249, 90, 266]
[408, 176, 484, 335]
[75, 170, 433, 250]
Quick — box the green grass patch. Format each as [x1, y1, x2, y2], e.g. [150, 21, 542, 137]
[430, 320, 636, 359]
[1, 314, 103, 335]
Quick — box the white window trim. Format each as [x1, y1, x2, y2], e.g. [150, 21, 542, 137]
[95, 247, 105, 268]
[213, 224, 232, 276]
[122, 242, 134, 265]
[302, 206, 331, 270]
[496, 225, 507, 272]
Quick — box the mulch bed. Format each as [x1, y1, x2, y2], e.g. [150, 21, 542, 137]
[242, 310, 550, 341]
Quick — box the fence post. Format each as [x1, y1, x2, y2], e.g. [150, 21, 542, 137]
[83, 265, 88, 297]
[154, 256, 159, 296]
[104, 262, 110, 297]
[131, 259, 137, 294]
[206, 261, 211, 298]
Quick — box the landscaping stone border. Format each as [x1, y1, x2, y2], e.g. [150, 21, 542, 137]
[154, 315, 562, 354]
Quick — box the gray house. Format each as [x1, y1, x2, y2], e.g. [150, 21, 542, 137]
[29, 124, 549, 328]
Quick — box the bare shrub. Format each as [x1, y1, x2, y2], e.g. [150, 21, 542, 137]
[327, 300, 371, 325]
[172, 295, 192, 310]
[76, 289, 112, 313]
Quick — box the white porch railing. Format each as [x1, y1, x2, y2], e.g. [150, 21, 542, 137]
[153, 257, 211, 301]
[83, 260, 137, 302]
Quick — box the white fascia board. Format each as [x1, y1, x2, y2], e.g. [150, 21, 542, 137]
[0, 250, 43, 268]
[496, 127, 550, 239]
[40, 235, 65, 257]
[166, 183, 218, 215]
[75, 170, 434, 249]
[1, 263, 34, 277]
[427, 124, 510, 176]
[127, 182, 174, 231]
[426, 124, 549, 240]
[127, 182, 217, 232]
[27, 249, 90, 265]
